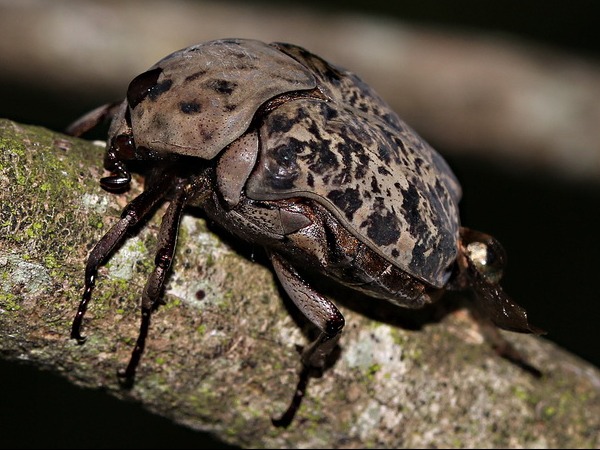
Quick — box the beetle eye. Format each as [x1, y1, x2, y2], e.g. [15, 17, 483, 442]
[465, 239, 506, 284]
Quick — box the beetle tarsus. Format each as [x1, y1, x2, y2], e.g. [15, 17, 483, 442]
[272, 365, 311, 428]
[117, 373, 135, 389]
[70, 176, 172, 350]
[71, 299, 88, 342]
[71, 268, 98, 343]
[118, 307, 152, 385]
[70, 313, 87, 344]
[118, 181, 189, 386]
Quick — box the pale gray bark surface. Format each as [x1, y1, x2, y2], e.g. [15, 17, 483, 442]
[1, 120, 599, 448]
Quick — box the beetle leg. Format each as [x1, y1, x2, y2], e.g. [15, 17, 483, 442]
[457, 227, 544, 335]
[65, 101, 123, 137]
[455, 228, 544, 377]
[119, 179, 190, 384]
[71, 175, 173, 343]
[468, 303, 543, 378]
[269, 251, 345, 427]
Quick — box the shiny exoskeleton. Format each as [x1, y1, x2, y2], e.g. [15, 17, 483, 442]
[67, 38, 542, 427]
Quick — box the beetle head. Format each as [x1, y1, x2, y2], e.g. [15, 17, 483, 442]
[102, 100, 175, 192]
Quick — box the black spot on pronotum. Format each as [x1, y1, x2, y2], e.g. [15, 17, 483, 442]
[148, 80, 173, 101]
[184, 70, 208, 82]
[180, 102, 202, 114]
[205, 79, 237, 95]
[127, 68, 172, 108]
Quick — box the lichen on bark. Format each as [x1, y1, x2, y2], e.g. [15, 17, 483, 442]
[0, 119, 599, 448]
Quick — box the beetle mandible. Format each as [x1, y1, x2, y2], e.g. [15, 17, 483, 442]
[67, 38, 542, 427]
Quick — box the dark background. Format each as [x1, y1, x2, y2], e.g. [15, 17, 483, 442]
[1, 1, 598, 448]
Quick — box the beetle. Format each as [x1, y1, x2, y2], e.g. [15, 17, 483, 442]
[67, 38, 542, 427]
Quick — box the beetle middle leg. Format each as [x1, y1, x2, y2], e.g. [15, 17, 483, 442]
[71, 173, 175, 343]
[269, 251, 345, 428]
[118, 178, 191, 385]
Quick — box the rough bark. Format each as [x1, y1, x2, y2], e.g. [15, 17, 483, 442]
[1, 119, 599, 448]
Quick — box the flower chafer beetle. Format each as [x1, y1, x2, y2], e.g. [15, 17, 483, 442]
[67, 38, 542, 427]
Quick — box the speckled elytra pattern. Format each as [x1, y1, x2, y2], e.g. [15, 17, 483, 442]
[247, 96, 461, 287]
[248, 42, 462, 287]
[111, 38, 462, 287]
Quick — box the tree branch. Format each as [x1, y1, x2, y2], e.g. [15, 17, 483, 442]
[1, 119, 599, 447]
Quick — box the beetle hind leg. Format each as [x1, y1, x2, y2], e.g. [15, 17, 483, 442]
[118, 180, 190, 385]
[468, 301, 543, 378]
[269, 252, 345, 428]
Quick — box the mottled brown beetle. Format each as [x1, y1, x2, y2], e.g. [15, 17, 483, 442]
[67, 38, 542, 427]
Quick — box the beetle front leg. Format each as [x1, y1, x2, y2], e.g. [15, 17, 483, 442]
[71, 176, 173, 343]
[269, 251, 345, 427]
[118, 180, 189, 385]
